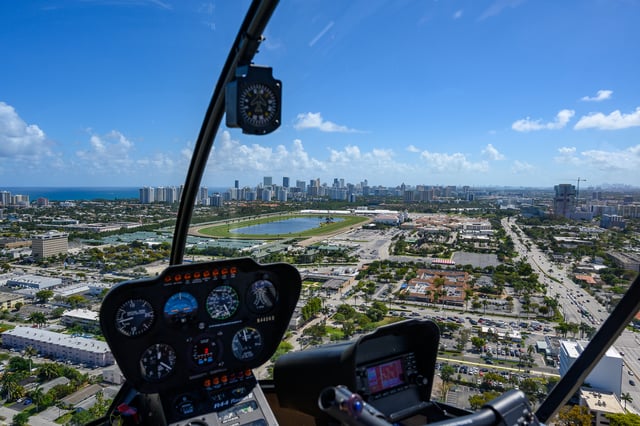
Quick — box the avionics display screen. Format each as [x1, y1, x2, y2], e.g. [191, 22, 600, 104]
[366, 358, 405, 394]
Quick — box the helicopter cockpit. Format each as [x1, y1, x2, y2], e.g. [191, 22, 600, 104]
[85, 1, 640, 425]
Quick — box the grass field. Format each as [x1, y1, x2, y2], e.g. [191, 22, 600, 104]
[195, 214, 370, 240]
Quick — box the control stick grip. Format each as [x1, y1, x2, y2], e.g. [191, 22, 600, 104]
[319, 385, 391, 426]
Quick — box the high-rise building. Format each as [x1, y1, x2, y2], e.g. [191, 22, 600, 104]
[234, 180, 239, 189]
[31, 231, 69, 259]
[139, 187, 155, 203]
[282, 177, 290, 188]
[199, 187, 208, 205]
[553, 184, 576, 218]
[155, 187, 166, 203]
[12, 194, 29, 206]
[0, 191, 10, 206]
[165, 187, 178, 203]
[209, 194, 222, 207]
[263, 176, 273, 187]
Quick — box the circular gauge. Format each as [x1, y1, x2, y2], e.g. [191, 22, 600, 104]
[164, 292, 198, 324]
[115, 299, 155, 337]
[239, 82, 279, 130]
[191, 335, 219, 368]
[247, 279, 278, 314]
[206, 286, 240, 320]
[231, 327, 263, 361]
[140, 343, 176, 381]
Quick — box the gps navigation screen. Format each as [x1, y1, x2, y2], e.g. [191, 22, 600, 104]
[366, 358, 405, 394]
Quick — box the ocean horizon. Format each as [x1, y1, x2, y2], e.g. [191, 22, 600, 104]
[1, 187, 229, 201]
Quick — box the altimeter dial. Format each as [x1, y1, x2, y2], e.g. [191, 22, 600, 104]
[115, 299, 155, 337]
[206, 285, 240, 320]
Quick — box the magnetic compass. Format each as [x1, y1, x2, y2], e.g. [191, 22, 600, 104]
[226, 65, 281, 135]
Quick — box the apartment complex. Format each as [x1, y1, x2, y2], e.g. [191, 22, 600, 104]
[2, 327, 114, 367]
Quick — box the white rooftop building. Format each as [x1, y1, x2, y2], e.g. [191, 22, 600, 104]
[2, 326, 113, 367]
[61, 309, 100, 331]
[579, 388, 625, 426]
[6, 274, 62, 289]
[559, 340, 623, 396]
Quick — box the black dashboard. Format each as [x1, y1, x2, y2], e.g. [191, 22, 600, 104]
[274, 319, 441, 423]
[99, 257, 300, 424]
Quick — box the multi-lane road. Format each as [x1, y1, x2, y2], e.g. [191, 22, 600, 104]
[502, 217, 640, 412]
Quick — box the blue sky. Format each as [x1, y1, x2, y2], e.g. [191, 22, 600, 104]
[1, 0, 639, 190]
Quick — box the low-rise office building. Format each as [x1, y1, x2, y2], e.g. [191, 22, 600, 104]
[0, 292, 26, 310]
[61, 309, 100, 333]
[579, 388, 625, 426]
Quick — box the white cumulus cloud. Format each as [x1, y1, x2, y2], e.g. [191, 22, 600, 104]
[558, 146, 576, 155]
[210, 131, 326, 174]
[512, 109, 575, 132]
[407, 145, 420, 153]
[574, 107, 640, 130]
[294, 112, 361, 133]
[581, 90, 613, 102]
[0, 101, 50, 158]
[419, 151, 489, 173]
[511, 160, 534, 174]
[482, 143, 505, 160]
[75, 130, 136, 173]
[453, 10, 463, 19]
[581, 145, 640, 171]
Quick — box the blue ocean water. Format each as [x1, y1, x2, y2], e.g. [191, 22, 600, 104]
[1, 187, 140, 201]
[1, 186, 230, 201]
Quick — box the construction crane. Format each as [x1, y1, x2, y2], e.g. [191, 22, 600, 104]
[576, 177, 587, 201]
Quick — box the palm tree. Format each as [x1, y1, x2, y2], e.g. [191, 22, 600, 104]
[1, 373, 25, 402]
[30, 385, 45, 412]
[24, 345, 38, 372]
[433, 276, 446, 308]
[621, 392, 633, 411]
[28, 311, 47, 327]
[38, 362, 63, 381]
[463, 288, 474, 312]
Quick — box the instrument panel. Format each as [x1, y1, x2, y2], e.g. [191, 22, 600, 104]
[100, 257, 301, 394]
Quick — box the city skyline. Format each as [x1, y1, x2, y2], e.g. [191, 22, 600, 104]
[1, 1, 639, 188]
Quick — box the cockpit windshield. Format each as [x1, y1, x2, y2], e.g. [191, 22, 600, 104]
[0, 1, 639, 425]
